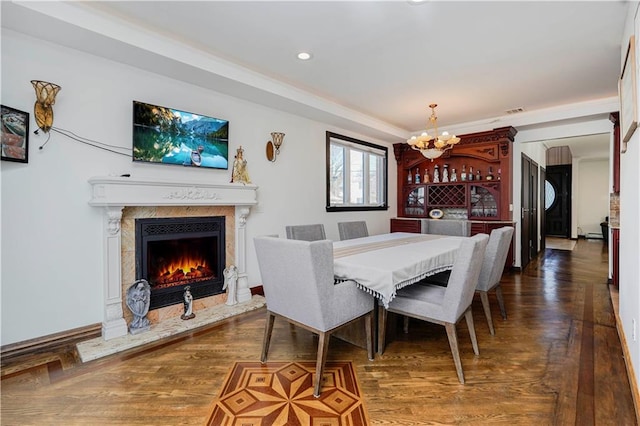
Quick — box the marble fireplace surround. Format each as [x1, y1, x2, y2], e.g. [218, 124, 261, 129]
[88, 176, 258, 341]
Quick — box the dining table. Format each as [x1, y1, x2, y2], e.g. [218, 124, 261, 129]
[333, 232, 466, 308]
[332, 232, 467, 352]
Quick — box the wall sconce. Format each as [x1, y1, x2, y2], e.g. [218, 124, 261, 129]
[266, 132, 285, 162]
[31, 80, 61, 133]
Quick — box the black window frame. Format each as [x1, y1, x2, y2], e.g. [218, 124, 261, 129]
[325, 131, 389, 212]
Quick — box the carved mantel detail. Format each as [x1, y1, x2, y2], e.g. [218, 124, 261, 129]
[163, 187, 219, 201]
[105, 207, 123, 235]
[238, 207, 251, 227]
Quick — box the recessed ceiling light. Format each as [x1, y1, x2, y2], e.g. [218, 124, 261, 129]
[297, 52, 312, 61]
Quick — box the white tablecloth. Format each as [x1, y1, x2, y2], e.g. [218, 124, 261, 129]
[333, 232, 465, 307]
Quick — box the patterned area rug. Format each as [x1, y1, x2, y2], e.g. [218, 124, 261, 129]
[207, 361, 369, 425]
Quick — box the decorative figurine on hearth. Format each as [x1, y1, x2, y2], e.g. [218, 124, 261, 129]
[231, 146, 251, 184]
[223, 265, 239, 306]
[126, 279, 151, 334]
[181, 286, 195, 320]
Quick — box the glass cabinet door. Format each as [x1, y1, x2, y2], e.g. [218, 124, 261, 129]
[404, 185, 426, 216]
[469, 185, 499, 218]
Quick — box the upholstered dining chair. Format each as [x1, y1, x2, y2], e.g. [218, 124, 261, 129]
[475, 226, 514, 335]
[285, 224, 326, 241]
[380, 233, 489, 384]
[337, 221, 369, 241]
[254, 236, 375, 397]
[417, 226, 514, 335]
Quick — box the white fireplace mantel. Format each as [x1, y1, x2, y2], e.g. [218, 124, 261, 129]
[88, 176, 258, 340]
[88, 175, 258, 207]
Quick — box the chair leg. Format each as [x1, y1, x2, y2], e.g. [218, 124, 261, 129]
[464, 308, 480, 356]
[479, 291, 495, 336]
[261, 312, 276, 363]
[495, 285, 507, 320]
[365, 312, 374, 361]
[444, 322, 465, 384]
[403, 316, 409, 333]
[314, 331, 331, 398]
[378, 305, 388, 355]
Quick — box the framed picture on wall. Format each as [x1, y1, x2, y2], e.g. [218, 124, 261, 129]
[619, 35, 637, 149]
[1, 105, 29, 163]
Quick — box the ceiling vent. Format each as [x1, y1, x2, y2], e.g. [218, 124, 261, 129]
[505, 107, 525, 114]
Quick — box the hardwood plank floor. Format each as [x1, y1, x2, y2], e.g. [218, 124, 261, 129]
[1, 239, 636, 425]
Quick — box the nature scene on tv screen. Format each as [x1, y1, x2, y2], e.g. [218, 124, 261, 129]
[132, 101, 229, 169]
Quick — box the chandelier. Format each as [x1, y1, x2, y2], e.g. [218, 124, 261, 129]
[406, 103, 460, 160]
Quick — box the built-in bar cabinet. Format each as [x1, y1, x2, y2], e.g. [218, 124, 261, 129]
[391, 126, 517, 266]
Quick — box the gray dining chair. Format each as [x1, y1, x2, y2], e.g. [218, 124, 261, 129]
[422, 219, 470, 236]
[417, 226, 514, 335]
[475, 226, 514, 335]
[254, 236, 374, 397]
[380, 233, 489, 384]
[337, 221, 369, 240]
[285, 224, 326, 241]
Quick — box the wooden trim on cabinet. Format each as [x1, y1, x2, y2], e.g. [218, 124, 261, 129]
[394, 127, 516, 221]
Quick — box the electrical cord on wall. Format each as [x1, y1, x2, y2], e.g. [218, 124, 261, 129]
[35, 126, 131, 157]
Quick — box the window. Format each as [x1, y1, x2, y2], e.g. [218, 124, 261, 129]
[326, 131, 388, 212]
[545, 180, 556, 210]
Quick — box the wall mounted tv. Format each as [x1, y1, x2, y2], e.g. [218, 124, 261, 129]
[132, 101, 228, 169]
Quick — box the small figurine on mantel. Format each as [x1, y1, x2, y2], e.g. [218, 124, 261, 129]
[181, 286, 195, 320]
[126, 279, 151, 335]
[231, 146, 251, 184]
[223, 265, 239, 306]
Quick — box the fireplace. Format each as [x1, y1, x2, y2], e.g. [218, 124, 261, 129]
[135, 216, 225, 310]
[89, 175, 257, 340]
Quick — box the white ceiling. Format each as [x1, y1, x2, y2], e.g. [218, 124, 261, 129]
[542, 134, 611, 160]
[1, 1, 628, 157]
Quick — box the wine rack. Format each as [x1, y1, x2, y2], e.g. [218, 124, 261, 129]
[427, 183, 466, 207]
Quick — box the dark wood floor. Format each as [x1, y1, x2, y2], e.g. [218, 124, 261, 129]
[1, 239, 637, 425]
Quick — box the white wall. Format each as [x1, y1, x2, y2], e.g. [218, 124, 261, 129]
[576, 159, 609, 236]
[618, 0, 640, 397]
[0, 30, 397, 345]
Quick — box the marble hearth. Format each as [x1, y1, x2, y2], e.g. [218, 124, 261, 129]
[88, 176, 259, 341]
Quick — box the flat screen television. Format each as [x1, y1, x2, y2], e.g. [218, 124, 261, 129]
[132, 101, 229, 169]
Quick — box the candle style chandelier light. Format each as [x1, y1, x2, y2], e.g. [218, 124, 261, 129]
[406, 103, 460, 161]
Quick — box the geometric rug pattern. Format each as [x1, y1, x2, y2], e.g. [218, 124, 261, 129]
[207, 361, 369, 425]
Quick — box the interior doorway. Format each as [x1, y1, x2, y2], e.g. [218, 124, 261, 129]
[545, 165, 572, 238]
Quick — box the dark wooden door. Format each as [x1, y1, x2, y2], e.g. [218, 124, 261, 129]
[545, 165, 571, 238]
[521, 155, 539, 268]
[540, 167, 546, 251]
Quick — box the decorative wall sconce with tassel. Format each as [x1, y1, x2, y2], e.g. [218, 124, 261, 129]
[31, 80, 61, 133]
[266, 132, 285, 162]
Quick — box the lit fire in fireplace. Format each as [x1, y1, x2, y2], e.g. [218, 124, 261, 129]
[151, 254, 214, 289]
